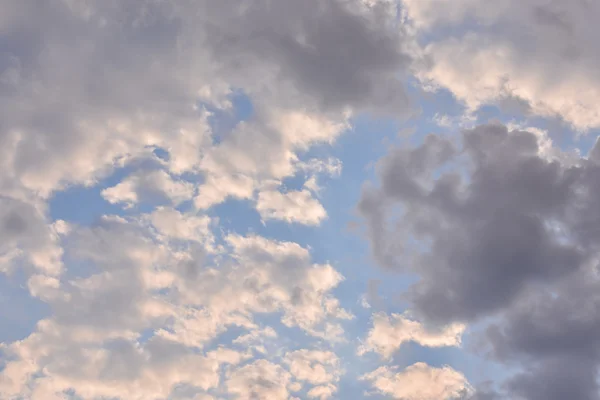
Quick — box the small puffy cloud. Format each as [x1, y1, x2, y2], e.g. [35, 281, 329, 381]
[361, 363, 473, 400]
[359, 312, 466, 359]
[195, 110, 349, 211]
[308, 384, 338, 399]
[256, 188, 327, 225]
[297, 157, 343, 177]
[146, 207, 215, 250]
[102, 170, 195, 207]
[226, 359, 292, 400]
[284, 349, 342, 386]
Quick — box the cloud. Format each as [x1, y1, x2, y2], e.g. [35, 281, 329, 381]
[404, 0, 600, 130]
[225, 359, 292, 400]
[232, 326, 278, 355]
[308, 384, 338, 399]
[359, 123, 598, 323]
[359, 312, 465, 358]
[0, 332, 240, 400]
[483, 265, 600, 400]
[361, 362, 473, 400]
[0, 208, 353, 398]
[0, 4, 413, 395]
[145, 207, 216, 251]
[102, 170, 195, 208]
[0, 197, 63, 275]
[360, 122, 600, 398]
[256, 188, 327, 226]
[0, 0, 415, 292]
[194, 109, 349, 210]
[155, 233, 353, 347]
[284, 349, 341, 386]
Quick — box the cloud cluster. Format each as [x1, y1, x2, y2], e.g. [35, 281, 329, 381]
[0, 1, 425, 398]
[0, 0, 415, 282]
[0, 208, 353, 399]
[360, 123, 600, 398]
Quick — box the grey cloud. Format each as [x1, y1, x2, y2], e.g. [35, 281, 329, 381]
[506, 356, 598, 400]
[483, 268, 600, 400]
[201, 0, 412, 114]
[0, 197, 61, 274]
[589, 136, 600, 163]
[360, 122, 600, 399]
[360, 123, 597, 323]
[53, 218, 167, 333]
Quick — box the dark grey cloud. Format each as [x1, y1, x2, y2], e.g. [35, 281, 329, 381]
[360, 123, 600, 399]
[484, 267, 600, 400]
[201, 0, 412, 114]
[360, 123, 598, 323]
[506, 356, 598, 400]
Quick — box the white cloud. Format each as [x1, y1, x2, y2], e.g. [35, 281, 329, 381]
[405, 0, 600, 130]
[361, 362, 473, 400]
[285, 349, 342, 385]
[308, 384, 338, 399]
[0, 208, 354, 398]
[226, 359, 292, 400]
[102, 170, 195, 207]
[195, 110, 349, 211]
[256, 188, 327, 225]
[359, 312, 466, 359]
[297, 157, 343, 177]
[0, 197, 63, 275]
[146, 207, 217, 251]
[172, 234, 352, 341]
[232, 326, 278, 355]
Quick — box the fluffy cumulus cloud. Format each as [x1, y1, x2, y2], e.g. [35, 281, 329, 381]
[359, 312, 465, 359]
[404, 0, 600, 130]
[102, 169, 195, 208]
[361, 123, 600, 398]
[256, 188, 327, 226]
[361, 363, 473, 400]
[225, 359, 293, 400]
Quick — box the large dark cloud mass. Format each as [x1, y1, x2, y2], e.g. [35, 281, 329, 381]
[360, 123, 600, 399]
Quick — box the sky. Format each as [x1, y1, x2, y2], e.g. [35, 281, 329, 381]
[1, 1, 600, 399]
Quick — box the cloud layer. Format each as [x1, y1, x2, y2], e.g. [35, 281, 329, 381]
[3, 0, 600, 399]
